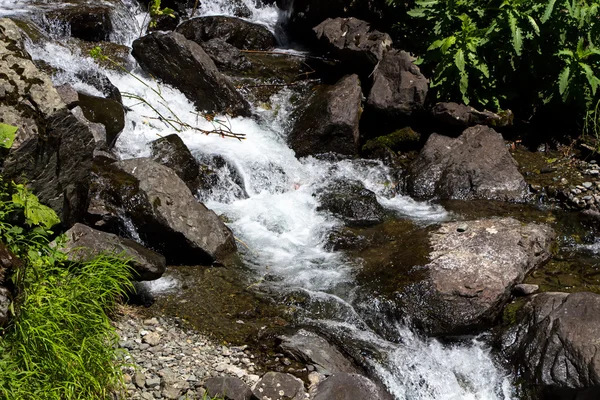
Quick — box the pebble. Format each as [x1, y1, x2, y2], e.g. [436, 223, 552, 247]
[583, 182, 593, 189]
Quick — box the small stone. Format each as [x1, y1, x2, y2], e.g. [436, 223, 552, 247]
[513, 284, 539, 296]
[583, 182, 593, 189]
[146, 377, 161, 389]
[143, 317, 160, 326]
[134, 372, 146, 388]
[143, 332, 161, 346]
[583, 195, 593, 201]
[591, 160, 598, 164]
[590, 170, 599, 176]
[457, 223, 468, 233]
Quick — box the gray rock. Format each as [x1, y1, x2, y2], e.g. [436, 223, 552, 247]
[204, 376, 254, 400]
[312, 373, 388, 400]
[288, 74, 362, 158]
[132, 32, 250, 117]
[149, 134, 201, 193]
[405, 125, 528, 201]
[317, 180, 386, 227]
[251, 372, 305, 400]
[432, 102, 513, 129]
[77, 93, 125, 148]
[87, 158, 236, 264]
[134, 372, 147, 389]
[367, 49, 428, 118]
[60, 223, 166, 281]
[176, 16, 276, 51]
[71, 106, 108, 150]
[0, 287, 11, 327]
[401, 218, 555, 335]
[143, 331, 161, 346]
[279, 330, 360, 375]
[146, 377, 161, 389]
[201, 38, 252, 73]
[55, 84, 79, 108]
[512, 283, 539, 296]
[502, 292, 600, 398]
[1, 19, 95, 226]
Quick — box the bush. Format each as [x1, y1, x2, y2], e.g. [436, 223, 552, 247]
[0, 177, 133, 400]
[387, 0, 600, 131]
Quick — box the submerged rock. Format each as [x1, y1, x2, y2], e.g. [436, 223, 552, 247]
[317, 180, 386, 227]
[288, 74, 362, 158]
[132, 31, 250, 116]
[502, 292, 600, 399]
[87, 158, 236, 265]
[405, 125, 528, 201]
[61, 223, 166, 281]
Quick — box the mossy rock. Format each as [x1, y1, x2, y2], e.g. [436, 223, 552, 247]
[362, 127, 420, 154]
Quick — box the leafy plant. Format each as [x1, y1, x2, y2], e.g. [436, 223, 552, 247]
[148, 0, 176, 28]
[0, 123, 17, 149]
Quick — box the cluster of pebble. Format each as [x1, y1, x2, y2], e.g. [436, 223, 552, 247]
[565, 159, 600, 209]
[116, 313, 262, 400]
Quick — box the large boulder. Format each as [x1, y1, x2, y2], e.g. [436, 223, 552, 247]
[288, 74, 362, 158]
[45, 5, 113, 42]
[502, 292, 600, 399]
[200, 38, 252, 73]
[317, 180, 386, 227]
[131, 32, 250, 117]
[251, 372, 306, 400]
[176, 16, 276, 51]
[149, 134, 201, 193]
[77, 93, 125, 148]
[312, 373, 388, 400]
[405, 125, 528, 201]
[87, 158, 236, 265]
[401, 218, 555, 335]
[0, 19, 95, 226]
[279, 329, 361, 375]
[313, 18, 392, 78]
[366, 50, 428, 118]
[61, 223, 166, 281]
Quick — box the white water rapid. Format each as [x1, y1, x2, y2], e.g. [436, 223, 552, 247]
[11, 0, 516, 398]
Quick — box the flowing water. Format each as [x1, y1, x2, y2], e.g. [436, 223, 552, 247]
[6, 1, 517, 398]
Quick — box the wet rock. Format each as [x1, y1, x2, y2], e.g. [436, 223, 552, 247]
[502, 292, 600, 398]
[204, 376, 254, 400]
[201, 38, 252, 72]
[251, 372, 305, 400]
[432, 102, 513, 129]
[60, 223, 166, 281]
[279, 329, 361, 375]
[405, 125, 528, 201]
[402, 218, 555, 335]
[313, 17, 392, 77]
[149, 134, 201, 193]
[317, 180, 386, 227]
[312, 373, 388, 400]
[77, 93, 125, 148]
[1, 18, 95, 226]
[45, 5, 113, 42]
[87, 158, 236, 265]
[75, 70, 122, 103]
[176, 16, 276, 51]
[132, 31, 250, 117]
[147, 12, 181, 33]
[361, 127, 421, 161]
[71, 106, 109, 151]
[126, 281, 155, 307]
[367, 49, 428, 118]
[288, 74, 362, 158]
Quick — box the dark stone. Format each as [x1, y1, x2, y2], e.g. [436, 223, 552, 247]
[0, 242, 22, 284]
[126, 281, 155, 307]
[60, 223, 166, 281]
[77, 93, 125, 147]
[55, 84, 79, 109]
[405, 125, 528, 201]
[317, 180, 386, 227]
[204, 376, 255, 400]
[312, 373, 388, 400]
[313, 17, 392, 77]
[0, 287, 12, 327]
[502, 292, 600, 398]
[149, 134, 201, 193]
[176, 16, 276, 50]
[279, 329, 361, 375]
[288, 74, 362, 158]
[251, 372, 305, 400]
[194, 153, 247, 202]
[148, 12, 181, 33]
[45, 5, 113, 42]
[132, 31, 250, 117]
[75, 70, 123, 103]
[367, 49, 428, 118]
[201, 38, 252, 72]
[87, 158, 237, 265]
[432, 102, 514, 129]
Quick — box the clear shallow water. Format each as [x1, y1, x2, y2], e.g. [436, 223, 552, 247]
[19, 0, 515, 398]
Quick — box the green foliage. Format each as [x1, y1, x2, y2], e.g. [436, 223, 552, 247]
[0, 123, 16, 149]
[388, 0, 600, 127]
[0, 177, 134, 400]
[149, 0, 176, 28]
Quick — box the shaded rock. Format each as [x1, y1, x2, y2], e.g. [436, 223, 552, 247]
[149, 134, 201, 193]
[0, 287, 11, 327]
[132, 31, 250, 116]
[87, 158, 236, 264]
[367, 50, 428, 118]
[402, 218, 555, 335]
[0, 242, 22, 284]
[60, 223, 166, 281]
[317, 180, 386, 227]
[71, 106, 109, 150]
[288, 74, 362, 158]
[75, 70, 122, 103]
[312, 373, 388, 400]
[279, 329, 361, 375]
[148, 12, 181, 33]
[1, 18, 95, 226]
[126, 281, 155, 307]
[77, 93, 125, 147]
[313, 17, 392, 77]
[45, 5, 113, 42]
[405, 125, 528, 201]
[204, 376, 254, 400]
[432, 102, 513, 129]
[176, 16, 276, 51]
[201, 38, 252, 72]
[194, 153, 247, 203]
[251, 372, 305, 400]
[502, 292, 600, 398]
